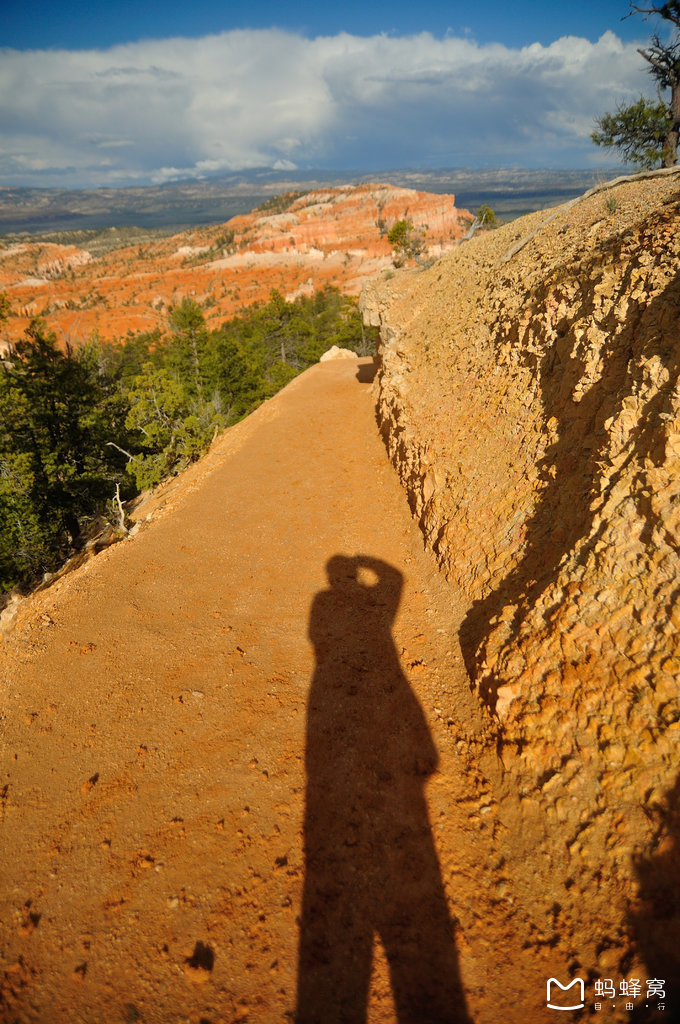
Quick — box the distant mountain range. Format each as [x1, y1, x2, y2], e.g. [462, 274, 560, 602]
[0, 168, 620, 236]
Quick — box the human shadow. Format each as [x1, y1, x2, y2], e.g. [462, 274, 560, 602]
[296, 555, 471, 1024]
[629, 774, 680, 1019]
[459, 229, 680, 707]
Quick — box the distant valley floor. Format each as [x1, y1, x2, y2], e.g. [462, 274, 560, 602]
[0, 167, 621, 236]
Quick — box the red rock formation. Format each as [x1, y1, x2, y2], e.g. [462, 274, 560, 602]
[0, 184, 469, 348]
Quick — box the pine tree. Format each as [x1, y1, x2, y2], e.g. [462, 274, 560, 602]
[593, 2, 680, 167]
[0, 320, 125, 591]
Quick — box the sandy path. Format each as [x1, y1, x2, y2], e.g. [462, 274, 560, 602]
[1, 359, 553, 1023]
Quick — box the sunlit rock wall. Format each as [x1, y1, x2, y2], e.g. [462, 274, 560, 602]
[361, 173, 680, 988]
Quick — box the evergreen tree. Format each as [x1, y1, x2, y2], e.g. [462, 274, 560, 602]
[124, 363, 218, 490]
[0, 289, 377, 595]
[166, 298, 209, 402]
[0, 320, 125, 591]
[593, 2, 680, 167]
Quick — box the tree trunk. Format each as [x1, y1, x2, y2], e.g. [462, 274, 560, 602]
[664, 78, 680, 166]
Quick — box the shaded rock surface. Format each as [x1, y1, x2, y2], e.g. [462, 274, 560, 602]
[362, 171, 680, 1008]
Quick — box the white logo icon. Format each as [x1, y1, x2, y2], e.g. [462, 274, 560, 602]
[547, 977, 585, 1010]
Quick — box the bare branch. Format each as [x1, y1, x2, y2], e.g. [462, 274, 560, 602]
[501, 166, 680, 264]
[629, 2, 680, 28]
[639, 45, 673, 72]
[457, 217, 482, 246]
[105, 441, 134, 460]
[113, 483, 128, 534]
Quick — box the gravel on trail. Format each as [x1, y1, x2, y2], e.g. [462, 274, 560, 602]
[1, 357, 557, 1023]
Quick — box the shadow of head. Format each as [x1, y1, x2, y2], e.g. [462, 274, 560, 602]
[324, 554, 403, 613]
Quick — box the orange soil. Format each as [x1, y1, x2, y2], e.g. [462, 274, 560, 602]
[1, 359, 558, 1023]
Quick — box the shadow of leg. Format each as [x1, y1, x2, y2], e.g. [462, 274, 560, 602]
[297, 857, 373, 1024]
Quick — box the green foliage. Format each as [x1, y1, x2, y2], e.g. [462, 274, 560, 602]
[387, 219, 425, 267]
[0, 321, 129, 592]
[592, 96, 672, 169]
[201, 331, 255, 413]
[124, 363, 220, 490]
[212, 229, 235, 252]
[0, 288, 378, 597]
[592, 4, 680, 168]
[101, 328, 164, 384]
[475, 204, 498, 228]
[0, 292, 11, 323]
[254, 191, 309, 215]
[166, 298, 209, 402]
[211, 286, 374, 397]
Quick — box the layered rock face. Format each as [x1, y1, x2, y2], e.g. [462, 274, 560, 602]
[362, 172, 680, 993]
[0, 184, 468, 348]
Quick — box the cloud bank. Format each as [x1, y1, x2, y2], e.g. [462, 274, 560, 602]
[0, 29, 648, 187]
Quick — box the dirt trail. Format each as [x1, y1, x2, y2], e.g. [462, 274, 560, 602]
[2, 359, 556, 1023]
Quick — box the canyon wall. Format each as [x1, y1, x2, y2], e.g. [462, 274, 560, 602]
[362, 171, 680, 994]
[0, 184, 468, 349]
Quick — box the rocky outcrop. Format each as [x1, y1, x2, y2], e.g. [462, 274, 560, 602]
[362, 171, 680, 1000]
[319, 345, 358, 361]
[0, 184, 469, 348]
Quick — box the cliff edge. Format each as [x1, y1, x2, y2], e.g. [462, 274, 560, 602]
[362, 170, 680, 998]
[0, 183, 468, 348]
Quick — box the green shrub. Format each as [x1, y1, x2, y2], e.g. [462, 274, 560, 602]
[387, 219, 425, 266]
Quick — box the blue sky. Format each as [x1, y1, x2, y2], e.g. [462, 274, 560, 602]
[0, 0, 647, 50]
[0, 1, 667, 188]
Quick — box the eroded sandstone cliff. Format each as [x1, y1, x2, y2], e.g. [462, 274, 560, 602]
[362, 170, 680, 1000]
[0, 183, 468, 348]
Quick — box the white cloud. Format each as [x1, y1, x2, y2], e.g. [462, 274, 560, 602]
[0, 28, 648, 186]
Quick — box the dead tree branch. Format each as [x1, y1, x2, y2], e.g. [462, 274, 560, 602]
[105, 441, 134, 461]
[500, 165, 680, 265]
[113, 483, 128, 534]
